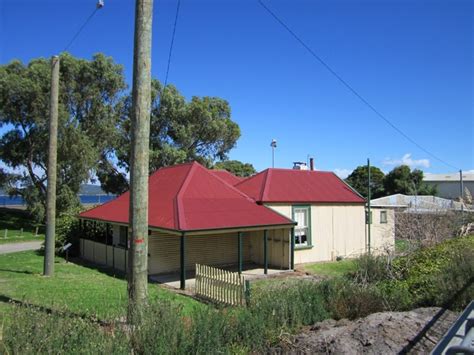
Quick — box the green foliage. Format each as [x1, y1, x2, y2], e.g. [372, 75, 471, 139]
[214, 160, 256, 177]
[345, 165, 385, 198]
[345, 164, 438, 199]
[391, 235, 474, 307]
[114, 81, 241, 186]
[347, 236, 474, 311]
[55, 205, 84, 254]
[384, 165, 437, 196]
[0, 53, 126, 221]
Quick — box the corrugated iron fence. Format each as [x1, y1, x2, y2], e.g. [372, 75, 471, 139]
[195, 264, 249, 306]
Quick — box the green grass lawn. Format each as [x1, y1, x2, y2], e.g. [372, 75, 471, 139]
[302, 259, 357, 278]
[0, 251, 203, 321]
[0, 207, 45, 244]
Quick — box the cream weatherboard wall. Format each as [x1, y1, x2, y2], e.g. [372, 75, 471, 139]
[81, 226, 291, 275]
[266, 203, 369, 263]
[370, 207, 395, 253]
[248, 229, 291, 270]
[147, 231, 251, 274]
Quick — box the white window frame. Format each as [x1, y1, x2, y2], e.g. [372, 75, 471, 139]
[293, 206, 311, 248]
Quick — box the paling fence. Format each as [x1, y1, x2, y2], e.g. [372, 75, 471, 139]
[195, 264, 249, 306]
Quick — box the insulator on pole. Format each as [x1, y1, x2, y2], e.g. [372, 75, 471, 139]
[97, 0, 104, 9]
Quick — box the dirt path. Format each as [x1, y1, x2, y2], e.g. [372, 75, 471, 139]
[0, 241, 42, 254]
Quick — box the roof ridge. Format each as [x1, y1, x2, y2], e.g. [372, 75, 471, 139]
[207, 168, 257, 202]
[175, 162, 199, 230]
[150, 161, 196, 177]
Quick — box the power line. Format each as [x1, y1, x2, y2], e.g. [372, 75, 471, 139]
[257, 0, 459, 171]
[63, 7, 101, 52]
[164, 0, 182, 87]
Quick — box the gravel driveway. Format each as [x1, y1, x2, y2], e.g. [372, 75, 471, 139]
[0, 241, 43, 254]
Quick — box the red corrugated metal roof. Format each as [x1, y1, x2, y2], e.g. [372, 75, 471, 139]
[79, 162, 294, 231]
[209, 169, 244, 186]
[235, 168, 365, 204]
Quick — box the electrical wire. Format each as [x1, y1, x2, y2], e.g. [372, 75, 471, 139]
[257, 0, 459, 171]
[164, 0, 182, 88]
[63, 7, 100, 52]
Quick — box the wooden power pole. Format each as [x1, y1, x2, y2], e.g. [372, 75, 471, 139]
[128, 0, 154, 320]
[44, 55, 60, 276]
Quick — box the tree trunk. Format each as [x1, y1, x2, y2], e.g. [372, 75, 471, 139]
[43, 56, 59, 276]
[127, 0, 154, 322]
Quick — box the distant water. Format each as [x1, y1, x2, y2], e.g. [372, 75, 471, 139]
[0, 194, 116, 206]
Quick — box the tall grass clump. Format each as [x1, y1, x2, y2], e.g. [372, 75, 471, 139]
[131, 301, 187, 354]
[251, 280, 330, 333]
[2, 304, 129, 354]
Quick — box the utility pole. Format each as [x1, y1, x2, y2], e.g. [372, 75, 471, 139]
[367, 158, 371, 255]
[44, 56, 60, 276]
[128, 0, 154, 321]
[460, 169, 464, 212]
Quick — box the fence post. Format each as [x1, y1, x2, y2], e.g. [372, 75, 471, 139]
[35, 226, 39, 237]
[180, 233, 186, 290]
[245, 280, 251, 306]
[20, 228, 23, 237]
[290, 227, 295, 270]
[263, 229, 268, 274]
[238, 232, 243, 274]
[4, 229, 7, 239]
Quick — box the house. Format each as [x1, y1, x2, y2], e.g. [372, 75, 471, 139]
[78, 162, 395, 289]
[79, 162, 296, 289]
[234, 168, 395, 263]
[423, 172, 474, 200]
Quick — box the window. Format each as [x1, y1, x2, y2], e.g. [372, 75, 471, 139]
[293, 206, 311, 247]
[380, 211, 387, 224]
[119, 226, 128, 248]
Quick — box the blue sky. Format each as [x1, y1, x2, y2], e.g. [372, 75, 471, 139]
[1, 0, 473, 177]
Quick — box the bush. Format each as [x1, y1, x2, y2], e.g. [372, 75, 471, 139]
[55, 206, 83, 255]
[391, 235, 474, 308]
[348, 235, 474, 311]
[349, 253, 393, 284]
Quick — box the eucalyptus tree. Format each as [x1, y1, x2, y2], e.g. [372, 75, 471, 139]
[0, 53, 126, 221]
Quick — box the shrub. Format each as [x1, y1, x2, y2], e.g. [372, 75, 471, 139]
[55, 206, 83, 255]
[349, 253, 393, 284]
[391, 235, 474, 308]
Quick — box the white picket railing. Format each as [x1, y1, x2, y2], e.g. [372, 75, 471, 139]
[195, 264, 248, 306]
